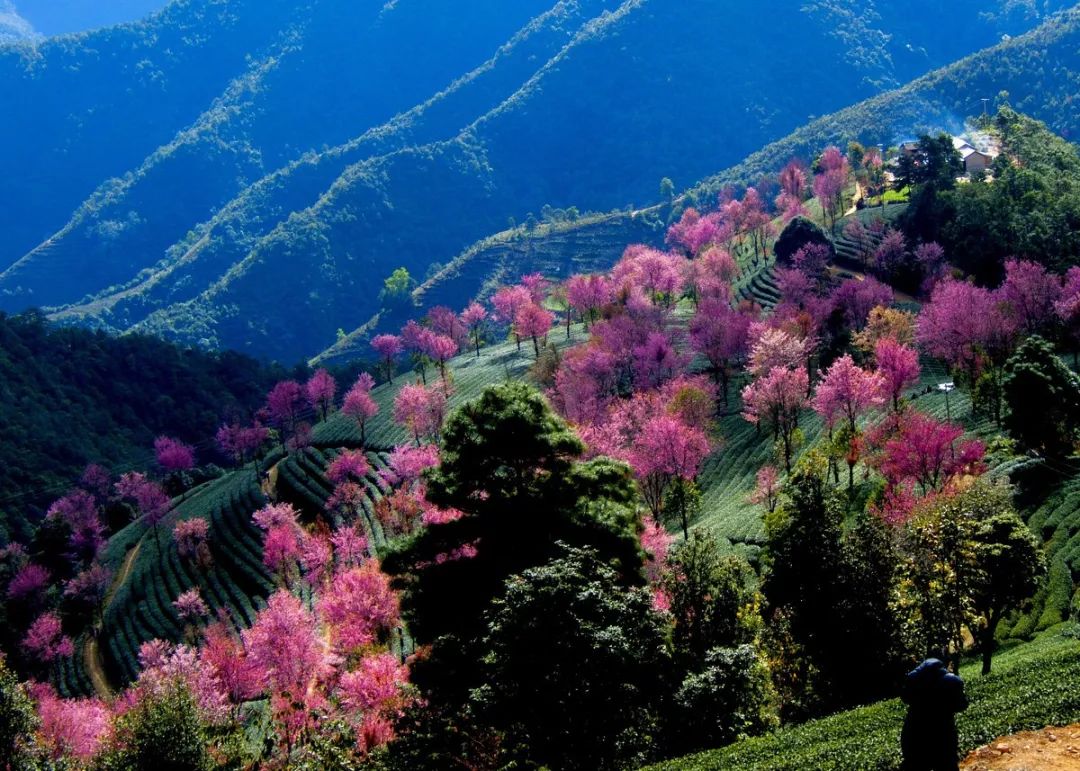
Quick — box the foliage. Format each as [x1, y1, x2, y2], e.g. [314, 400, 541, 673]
[97, 680, 211, 771]
[1003, 336, 1080, 457]
[472, 545, 671, 771]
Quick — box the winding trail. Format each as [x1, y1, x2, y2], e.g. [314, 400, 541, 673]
[85, 539, 143, 698]
[261, 460, 281, 501]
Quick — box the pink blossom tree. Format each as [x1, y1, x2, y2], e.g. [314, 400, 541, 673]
[742, 366, 809, 471]
[461, 302, 489, 357]
[7, 563, 50, 607]
[566, 274, 613, 329]
[327, 450, 371, 484]
[32, 684, 112, 762]
[1056, 266, 1080, 364]
[317, 561, 399, 654]
[63, 563, 112, 627]
[267, 380, 304, 451]
[873, 230, 909, 277]
[263, 524, 303, 584]
[872, 411, 986, 494]
[812, 355, 886, 487]
[200, 618, 262, 709]
[371, 334, 404, 384]
[305, 369, 338, 422]
[999, 258, 1062, 334]
[640, 516, 674, 584]
[627, 415, 711, 538]
[831, 277, 894, 330]
[748, 466, 781, 513]
[216, 421, 268, 474]
[393, 382, 449, 445]
[173, 518, 210, 563]
[342, 374, 380, 446]
[154, 436, 195, 476]
[689, 298, 752, 405]
[46, 489, 105, 563]
[23, 612, 74, 665]
[422, 331, 459, 382]
[492, 285, 532, 351]
[875, 338, 921, 412]
[515, 302, 556, 357]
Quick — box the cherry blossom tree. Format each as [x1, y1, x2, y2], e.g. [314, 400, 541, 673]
[317, 561, 399, 654]
[394, 382, 449, 445]
[46, 489, 105, 563]
[305, 369, 338, 422]
[640, 516, 674, 584]
[371, 334, 404, 384]
[242, 590, 332, 751]
[999, 258, 1062, 334]
[252, 502, 301, 532]
[749, 466, 781, 513]
[263, 524, 303, 584]
[216, 421, 268, 473]
[515, 302, 556, 357]
[872, 412, 986, 494]
[492, 285, 533, 351]
[267, 380, 304, 451]
[831, 277, 894, 331]
[7, 562, 49, 606]
[1056, 266, 1080, 364]
[873, 230, 909, 277]
[742, 366, 809, 471]
[327, 450, 371, 484]
[200, 618, 262, 709]
[63, 563, 112, 627]
[689, 298, 752, 405]
[154, 436, 195, 476]
[812, 355, 886, 487]
[423, 331, 459, 381]
[115, 474, 170, 552]
[23, 612, 74, 664]
[427, 306, 468, 347]
[32, 684, 111, 762]
[566, 274, 613, 329]
[461, 302, 489, 356]
[627, 415, 711, 538]
[632, 330, 687, 390]
[875, 338, 921, 412]
[173, 518, 210, 563]
[343, 374, 380, 446]
[174, 588, 209, 624]
[814, 156, 848, 232]
[748, 324, 809, 378]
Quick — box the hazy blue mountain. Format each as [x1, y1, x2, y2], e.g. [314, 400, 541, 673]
[0, 0, 1074, 362]
[12, 0, 164, 35]
[0, 1, 35, 41]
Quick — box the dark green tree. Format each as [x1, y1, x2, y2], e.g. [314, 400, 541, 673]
[472, 545, 671, 771]
[97, 680, 210, 771]
[969, 508, 1044, 674]
[382, 383, 642, 700]
[773, 216, 835, 267]
[670, 644, 777, 754]
[1004, 336, 1080, 458]
[662, 531, 760, 664]
[0, 656, 38, 771]
[895, 133, 964, 191]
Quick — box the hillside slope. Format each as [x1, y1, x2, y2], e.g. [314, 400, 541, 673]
[0, 0, 1067, 361]
[309, 4, 1080, 365]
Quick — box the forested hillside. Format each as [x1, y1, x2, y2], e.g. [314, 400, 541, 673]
[0, 0, 1070, 361]
[0, 313, 286, 542]
[319, 6, 1080, 364]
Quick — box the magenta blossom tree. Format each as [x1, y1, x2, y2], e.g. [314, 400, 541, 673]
[689, 298, 752, 405]
[627, 415, 711, 538]
[343, 375, 380, 446]
[267, 380, 304, 451]
[371, 334, 404, 384]
[461, 302, 489, 357]
[305, 369, 338, 422]
[742, 366, 809, 471]
[999, 258, 1062, 335]
[154, 436, 196, 477]
[515, 302, 556, 358]
[875, 338, 921, 412]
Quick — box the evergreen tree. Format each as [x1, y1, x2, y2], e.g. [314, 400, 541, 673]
[1004, 336, 1080, 457]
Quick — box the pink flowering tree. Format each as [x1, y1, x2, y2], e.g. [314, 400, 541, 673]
[32, 684, 112, 762]
[999, 258, 1062, 334]
[200, 618, 262, 711]
[305, 369, 338, 422]
[23, 612, 74, 668]
[216, 421, 269, 475]
[173, 518, 210, 564]
[627, 415, 711, 538]
[515, 302, 556, 358]
[748, 466, 781, 513]
[742, 366, 809, 471]
[492, 284, 532, 351]
[461, 302, 489, 357]
[46, 489, 106, 563]
[422, 331, 459, 382]
[566, 274, 613, 329]
[875, 338, 921, 412]
[689, 298, 752, 405]
[242, 590, 333, 751]
[154, 436, 195, 476]
[872, 411, 986, 494]
[812, 355, 886, 487]
[63, 563, 112, 628]
[394, 382, 449, 445]
[267, 380, 304, 451]
[317, 561, 399, 655]
[342, 373, 379, 446]
[873, 230, 910, 278]
[7, 562, 50, 608]
[174, 588, 209, 642]
[831, 277, 894, 331]
[1057, 266, 1080, 364]
[371, 334, 404, 384]
[115, 474, 171, 553]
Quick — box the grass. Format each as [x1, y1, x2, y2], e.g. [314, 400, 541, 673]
[648, 625, 1080, 770]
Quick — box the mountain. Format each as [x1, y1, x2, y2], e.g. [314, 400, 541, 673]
[0, 1, 35, 42]
[12, 0, 164, 36]
[317, 5, 1080, 364]
[0, 0, 1069, 362]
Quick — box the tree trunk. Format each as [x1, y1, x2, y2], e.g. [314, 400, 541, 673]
[981, 610, 998, 675]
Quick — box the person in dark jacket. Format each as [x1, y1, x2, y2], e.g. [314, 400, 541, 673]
[901, 658, 968, 771]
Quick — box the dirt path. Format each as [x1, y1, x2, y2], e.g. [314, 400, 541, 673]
[84, 540, 143, 698]
[961, 723, 1080, 770]
[261, 460, 281, 501]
